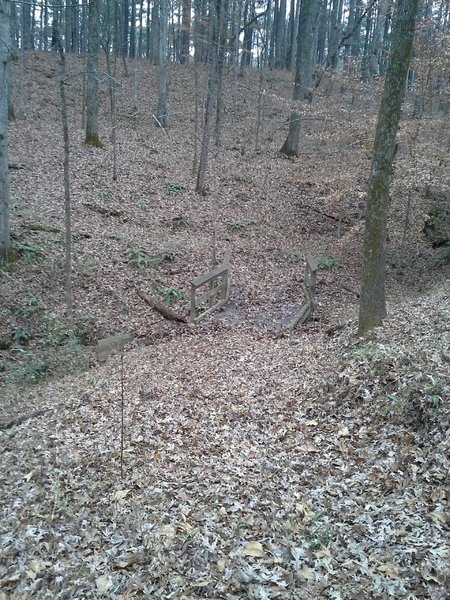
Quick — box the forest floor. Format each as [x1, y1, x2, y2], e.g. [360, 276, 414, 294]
[0, 52, 449, 599]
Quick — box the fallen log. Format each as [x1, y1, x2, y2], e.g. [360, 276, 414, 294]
[136, 289, 187, 323]
[0, 409, 46, 430]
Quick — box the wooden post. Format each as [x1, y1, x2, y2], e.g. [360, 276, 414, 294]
[190, 250, 231, 323]
[289, 255, 318, 328]
[96, 332, 134, 363]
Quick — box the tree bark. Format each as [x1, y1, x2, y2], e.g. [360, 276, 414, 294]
[157, 0, 169, 127]
[215, 0, 229, 146]
[122, 0, 129, 56]
[274, 0, 286, 69]
[21, 0, 32, 50]
[280, 0, 319, 157]
[56, 36, 74, 331]
[358, 0, 420, 336]
[368, 0, 390, 78]
[180, 0, 191, 63]
[196, 0, 220, 194]
[85, 0, 101, 146]
[0, 0, 11, 261]
[7, 0, 15, 121]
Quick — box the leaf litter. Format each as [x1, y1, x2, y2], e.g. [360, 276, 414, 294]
[1, 52, 449, 599]
[1, 284, 449, 598]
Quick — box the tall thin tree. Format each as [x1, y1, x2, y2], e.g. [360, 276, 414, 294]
[358, 0, 420, 336]
[0, 0, 11, 261]
[196, 0, 220, 194]
[157, 0, 169, 127]
[85, 0, 102, 146]
[54, 28, 74, 329]
[281, 0, 319, 157]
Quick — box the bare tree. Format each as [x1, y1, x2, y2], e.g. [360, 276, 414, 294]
[180, 0, 191, 64]
[196, 0, 221, 194]
[85, 0, 102, 146]
[0, 0, 11, 262]
[55, 31, 74, 330]
[157, 0, 169, 127]
[281, 0, 319, 157]
[358, 0, 420, 336]
[7, 0, 15, 121]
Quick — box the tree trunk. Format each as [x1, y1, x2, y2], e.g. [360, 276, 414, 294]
[0, 0, 11, 261]
[326, 0, 344, 70]
[180, 0, 191, 63]
[275, 0, 286, 69]
[194, 0, 207, 63]
[65, 0, 72, 52]
[157, 0, 169, 127]
[351, 0, 363, 58]
[280, 0, 319, 157]
[343, 0, 357, 67]
[215, 0, 229, 146]
[122, 0, 129, 56]
[85, 0, 101, 146]
[130, 0, 136, 57]
[286, 0, 296, 71]
[56, 37, 74, 331]
[240, 0, 254, 73]
[196, 0, 220, 194]
[138, 0, 144, 57]
[22, 0, 32, 50]
[7, 1, 15, 121]
[151, 2, 160, 63]
[358, 0, 420, 336]
[368, 0, 389, 78]
[316, 0, 327, 64]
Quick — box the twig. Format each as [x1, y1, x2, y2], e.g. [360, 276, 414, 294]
[152, 114, 170, 136]
[298, 202, 352, 225]
[192, 131, 219, 160]
[340, 283, 360, 298]
[326, 321, 352, 336]
[120, 352, 125, 479]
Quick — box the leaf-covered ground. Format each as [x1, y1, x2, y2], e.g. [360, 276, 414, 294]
[1, 52, 449, 598]
[1, 285, 449, 599]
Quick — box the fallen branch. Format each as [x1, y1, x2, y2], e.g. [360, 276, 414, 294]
[326, 321, 352, 336]
[0, 409, 46, 430]
[136, 289, 187, 323]
[340, 283, 360, 298]
[299, 202, 351, 224]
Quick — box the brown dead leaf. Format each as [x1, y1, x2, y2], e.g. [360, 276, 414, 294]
[243, 541, 267, 558]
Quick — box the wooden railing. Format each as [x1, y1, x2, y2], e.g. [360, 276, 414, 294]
[190, 250, 231, 323]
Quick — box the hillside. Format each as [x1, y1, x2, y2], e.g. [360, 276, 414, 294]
[0, 51, 449, 598]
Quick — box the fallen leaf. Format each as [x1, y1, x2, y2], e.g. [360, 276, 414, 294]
[217, 558, 226, 572]
[112, 489, 130, 502]
[114, 553, 140, 569]
[299, 565, 316, 581]
[429, 511, 447, 524]
[96, 574, 112, 593]
[337, 425, 350, 437]
[243, 541, 267, 558]
[377, 562, 400, 577]
[299, 443, 319, 453]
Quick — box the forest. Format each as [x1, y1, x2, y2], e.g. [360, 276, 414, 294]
[0, 0, 449, 598]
